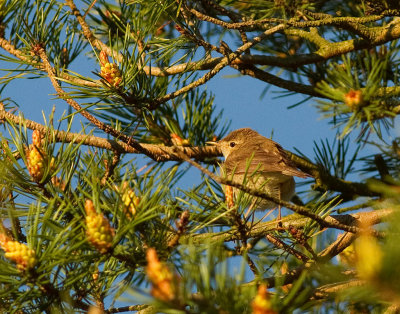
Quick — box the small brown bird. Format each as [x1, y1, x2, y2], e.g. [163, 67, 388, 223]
[210, 128, 310, 218]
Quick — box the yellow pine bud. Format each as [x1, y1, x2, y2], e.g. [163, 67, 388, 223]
[251, 285, 276, 314]
[121, 187, 140, 218]
[88, 306, 104, 314]
[115, 183, 140, 218]
[356, 231, 383, 280]
[146, 248, 175, 302]
[0, 233, 37, 271]
[26, 130, 53, 183]
[85, 199, 115, 254]
[27, 144, 46, 182]
[92, 269, 99, 282]
[344, 89, 363, 110]
[99, 50, 122, 87]
[225, 185, 234, 209]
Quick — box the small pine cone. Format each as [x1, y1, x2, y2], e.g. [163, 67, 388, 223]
[344, 89, 363, 110]
[0, 234, 37, 271]
[26, 130, 51, 183]
[225, 185, 234, 209]
[251, 285, 276, 314]
[85, 199, 115, 254]
[100, 63, 122, 87]
[26, 144, 46, 182]
[121, 185, 140, 218]
[99, 51, 122, 87]
[146, 248, 175, 302]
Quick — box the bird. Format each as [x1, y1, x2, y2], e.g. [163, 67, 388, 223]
[209, 128, 310, 220]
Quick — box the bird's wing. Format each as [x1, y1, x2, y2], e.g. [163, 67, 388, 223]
[224, 142, 309, 178]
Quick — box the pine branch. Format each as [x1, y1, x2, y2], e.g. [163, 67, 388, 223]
[311, 280, 366, 300]
[0, 104, 220, 160]
[231, 63, 323, 98]
[0, 36, 98, 87]
[65, 0, 115, 60]
[186, 209, 392, 246]
[146, 23, 286, 109]
[287, 151, 380, 198]
[100, 152, 121, 185]
[35, 45, 160, 161]
[105, 304, 153, 313]
[246, 231, 358, 289]
[185, 4, 393, 31]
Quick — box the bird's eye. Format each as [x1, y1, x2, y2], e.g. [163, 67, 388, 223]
[229, 142, 236, 148]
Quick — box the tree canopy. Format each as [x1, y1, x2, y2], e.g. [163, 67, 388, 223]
[1, 0, 400, 313]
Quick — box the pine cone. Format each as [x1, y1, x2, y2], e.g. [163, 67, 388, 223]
[99, 51, 122, 87]
[121, 185, 140, 218]
[146, 248, 175, 302]
[85, 199, 115, 254]
[0, 234, 37, 271]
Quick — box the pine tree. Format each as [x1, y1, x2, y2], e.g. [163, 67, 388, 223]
[0, 0, 400, 312]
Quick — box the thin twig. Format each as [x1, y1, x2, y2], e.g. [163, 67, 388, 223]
[246, 230, 358, 288]
[0, 37, 98, 87]
[246, 255, 259, 276]
[105, 304, 152, 314]
[265, 233, 309, 263]
[83, 0, 98, 20]
[230, 63, 322, 98]
[187, 8, 394, 31]
[199, 0, 249, 45]
[65, 0, 116, 61]
[100, 152, 121, 185]
[167, 210, 190, 248]
[311, 279, 366, 299]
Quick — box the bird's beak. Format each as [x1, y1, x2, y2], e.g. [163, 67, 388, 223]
[205, 141, 218, 146]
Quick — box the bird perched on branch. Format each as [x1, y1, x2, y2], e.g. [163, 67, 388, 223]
[208, 128, 311, 220]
